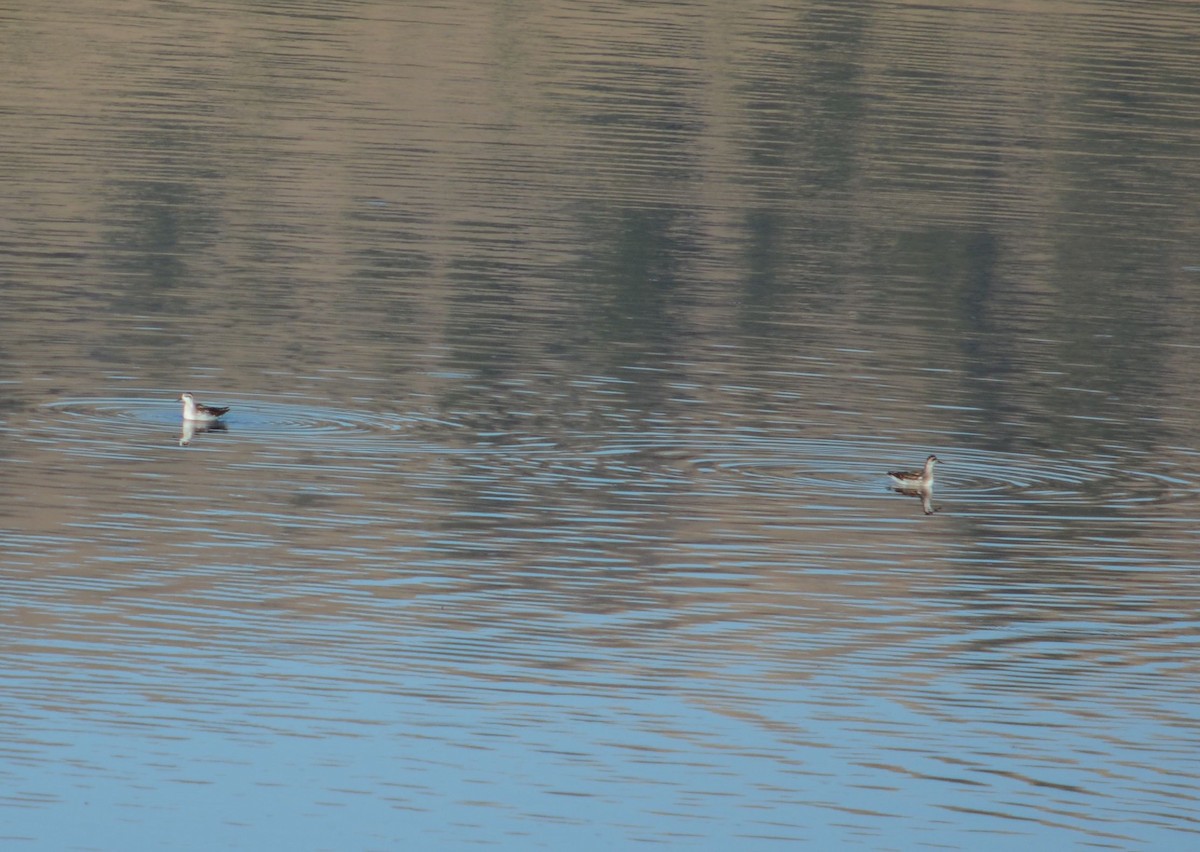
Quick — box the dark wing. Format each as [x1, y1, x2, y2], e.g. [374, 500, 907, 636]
[200, 404, 230, 417]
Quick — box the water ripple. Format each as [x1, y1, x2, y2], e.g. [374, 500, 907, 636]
[27, 399, 1200, 517]
[40, 394, 456, 445]
[686, 437, 1200, 510]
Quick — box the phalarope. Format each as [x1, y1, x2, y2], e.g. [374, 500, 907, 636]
[179, 392, 230, 423]
[888, 454, 939, 488]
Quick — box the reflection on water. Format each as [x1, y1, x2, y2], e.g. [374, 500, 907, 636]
[3, 0, 1200, 849]
[892, 485, 938, 515]
[178, 417, 226, 446]
[7, 386, 1200, 849]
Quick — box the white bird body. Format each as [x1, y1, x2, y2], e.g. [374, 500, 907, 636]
[179, 392, 230, 423]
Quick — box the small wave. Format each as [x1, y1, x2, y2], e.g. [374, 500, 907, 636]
[691, 438, 1199, 509]
[40, 394, 436, 447]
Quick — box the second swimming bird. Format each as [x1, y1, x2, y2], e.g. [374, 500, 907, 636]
[888, 454, 939, 488]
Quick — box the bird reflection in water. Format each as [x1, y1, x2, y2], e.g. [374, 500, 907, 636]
[179, 418, 228, 447]
[892, 485, 939, 515]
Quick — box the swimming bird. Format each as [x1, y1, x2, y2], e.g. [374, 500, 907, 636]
[888, 454, 939, 488]
[179, 392, 230, 423]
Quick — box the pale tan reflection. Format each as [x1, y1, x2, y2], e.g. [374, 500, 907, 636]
[892, 485, 939, 516]
[179, 418, 227, 446]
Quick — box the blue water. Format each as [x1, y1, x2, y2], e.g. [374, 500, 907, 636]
[3, 0, 1200, 849]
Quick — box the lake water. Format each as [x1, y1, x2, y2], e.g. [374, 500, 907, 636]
[3, 1, 1200, 849]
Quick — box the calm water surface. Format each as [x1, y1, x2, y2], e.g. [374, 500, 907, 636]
[3, 1, 1200, 849]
